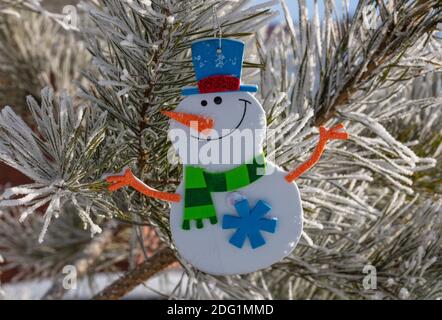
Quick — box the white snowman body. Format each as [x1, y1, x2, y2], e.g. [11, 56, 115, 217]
[170, 161, 303, 275]
[168, 91, 303, 275]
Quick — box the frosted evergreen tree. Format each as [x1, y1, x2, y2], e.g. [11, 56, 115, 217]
[0, 0, 441, 300]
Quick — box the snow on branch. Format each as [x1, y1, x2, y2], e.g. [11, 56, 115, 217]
[0, 88, 107, 242]
[275, 0, 442, 125]
[0, 0, 81, 30]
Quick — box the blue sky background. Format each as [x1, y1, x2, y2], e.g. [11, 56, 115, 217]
[252, 0, 359, 21]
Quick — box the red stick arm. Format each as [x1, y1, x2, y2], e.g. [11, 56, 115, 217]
[129, 175, 181, 203]
[285, 124, 349, 183]
[106, 169, 181, 203]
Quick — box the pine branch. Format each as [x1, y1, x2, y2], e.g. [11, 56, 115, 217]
[41, 222, 117, 300]
[0, 0, 80, 29]
[0, 205, 129, 282]
[0, 12, 90, 116]
[0, 88, 109, 242]
[313, 0, 442, 125]
[137, 8, 172, 177]
[92, 247, 177, 300]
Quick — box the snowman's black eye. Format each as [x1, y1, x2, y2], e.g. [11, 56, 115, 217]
[201, 100, 208, 107]
[214, 96, 222, 105]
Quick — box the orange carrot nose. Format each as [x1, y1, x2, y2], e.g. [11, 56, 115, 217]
[161, 110, 214, 134]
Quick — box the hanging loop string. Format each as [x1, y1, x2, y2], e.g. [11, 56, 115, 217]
[212, 3, 222, 52]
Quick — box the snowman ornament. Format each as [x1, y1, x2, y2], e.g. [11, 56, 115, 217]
[106, 38, 348, 275]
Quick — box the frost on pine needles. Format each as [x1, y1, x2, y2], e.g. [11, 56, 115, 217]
[0, 0, 440, 300]
[0, 88, 107, 242]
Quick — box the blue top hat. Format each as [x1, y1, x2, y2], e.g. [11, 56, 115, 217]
[181, 38, 258, 96]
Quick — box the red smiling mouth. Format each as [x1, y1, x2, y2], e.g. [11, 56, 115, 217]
[191, 98, 250, 141]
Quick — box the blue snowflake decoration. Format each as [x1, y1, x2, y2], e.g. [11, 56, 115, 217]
[222, 199, 278, 249]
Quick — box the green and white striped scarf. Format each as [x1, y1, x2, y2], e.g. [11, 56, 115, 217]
[182, 154, 266, 230]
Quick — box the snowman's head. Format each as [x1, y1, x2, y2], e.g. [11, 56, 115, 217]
[164, 91, 266, 172]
